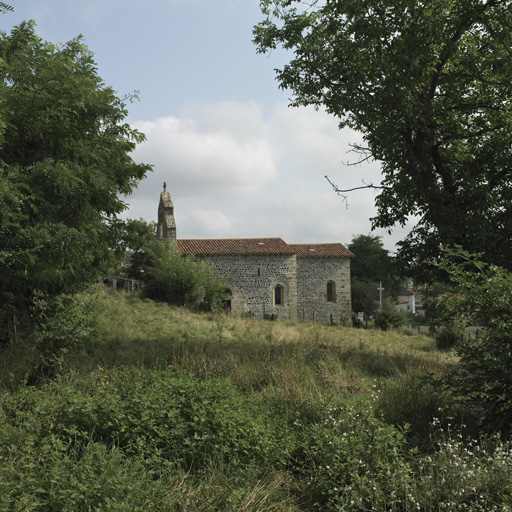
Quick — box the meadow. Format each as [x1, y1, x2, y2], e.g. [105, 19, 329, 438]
[1, 287, 511, 511]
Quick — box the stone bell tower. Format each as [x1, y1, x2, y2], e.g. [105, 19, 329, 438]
[157, 182, 176, 243]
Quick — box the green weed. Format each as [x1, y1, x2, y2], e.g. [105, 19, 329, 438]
[1, 290, 511, 511]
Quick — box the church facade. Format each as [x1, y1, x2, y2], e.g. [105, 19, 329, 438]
[157, 184, 353, 323]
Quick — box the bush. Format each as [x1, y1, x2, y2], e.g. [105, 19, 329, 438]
[291, 402, 412, 510]
[0, 367, 297, 510]
[2, 367, 291, 470]
[373, 299, 404, 331]
[412, 433, 512, 512]
[436, 247, 512, 433]
[351, 312, 363, 328]
[3, 362, 512, 511]
[140, 239, 227, 312]
[435, 315, 468, 350]
[0, 292, 94, 387]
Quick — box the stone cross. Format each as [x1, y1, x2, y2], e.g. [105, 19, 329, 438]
[377, 281, 384, 308]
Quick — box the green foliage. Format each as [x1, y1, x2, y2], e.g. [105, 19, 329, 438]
[2, 292, 512, 510]
[26, 292, 94, 385]
[254, 1, 512, 281]
[0, 21, 150, 339]
[40, 368, 289, 469]
[0, 369, 294, 512]
[348, 235, 401, 319]
[140, 239, 227, 312]
[121, 218, 157, 278]
[351, 311, 362, 328]
[435, 247, 512, 433]
[0, 367, 293, 510]
[412, 433, 512, 512]
[292, 403, 411, 510]
[350, 280, 378, 320]
[0, 3, 12, 14]
[373, 371, 477, 451]
[0, 292, 95, 388]
[373, 299, 404, 331]
[0, 439, 160, 512]
[434, 315, 468, 351]
[349, 235, 393, 282]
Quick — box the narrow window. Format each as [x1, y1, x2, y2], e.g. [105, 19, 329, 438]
[327, 281, 336, 303]
[274, 285, 284, 306]
[222, 288, 233, 314]
[257, 268, 261, 277]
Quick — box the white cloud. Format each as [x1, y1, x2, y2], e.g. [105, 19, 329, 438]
[271, 105, 344, 162]
[181, 100, 266, 140]
[133, 109, 278, 200]
[125, 100, 412, 252]
[12, 1, 412, 253]
[179, 209, 236, 239]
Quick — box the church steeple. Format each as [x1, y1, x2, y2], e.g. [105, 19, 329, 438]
[157, 182, 176, 242]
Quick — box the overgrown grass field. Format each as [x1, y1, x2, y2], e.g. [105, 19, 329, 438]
[1, 288, 511, 511]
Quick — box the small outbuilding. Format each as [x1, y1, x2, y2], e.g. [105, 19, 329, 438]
[397, 289, 415, 314]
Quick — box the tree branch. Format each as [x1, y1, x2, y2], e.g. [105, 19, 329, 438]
[325, 175, 388, 208]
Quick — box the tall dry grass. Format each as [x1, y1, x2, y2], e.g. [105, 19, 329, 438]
[3, 288, 511, 511]
[74, 288, 452, 409]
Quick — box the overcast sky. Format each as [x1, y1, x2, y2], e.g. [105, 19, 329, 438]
[6, 0, 415, 251]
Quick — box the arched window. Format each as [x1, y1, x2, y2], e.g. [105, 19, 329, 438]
[274, 284, 284, 306]
[326, 281, 336, 303]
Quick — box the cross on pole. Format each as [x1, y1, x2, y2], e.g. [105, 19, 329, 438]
[377, 282, 384, 308]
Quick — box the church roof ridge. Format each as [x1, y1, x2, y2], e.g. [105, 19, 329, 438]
[176, 237, 295, 255]
[288, 243, 354, 258]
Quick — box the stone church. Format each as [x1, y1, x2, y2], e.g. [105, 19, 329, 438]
[157, 184, 353, 323]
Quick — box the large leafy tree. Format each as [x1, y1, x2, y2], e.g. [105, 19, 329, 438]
[0, 21, 151, 334]
[348, 234, 400, 319]
[254, 0, 512, 281]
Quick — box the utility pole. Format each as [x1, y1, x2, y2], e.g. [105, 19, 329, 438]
[377, 282, 384, 308]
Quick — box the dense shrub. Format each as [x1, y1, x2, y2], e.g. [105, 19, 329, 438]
[436, 248, 512, 433]
[0, 438, 165, 512]
[288, 401, 512, 511]
[291, 402, 411, 510]
[375, 372, 445, 448]
[3, 289, 512, 511]
[373, 299, 404, 331]
[3, 363, 512, 510]
[434, 315, 468, 351]
[1, 367, 291, 470]
[0, 292, 94, 387]
[0, 367, 295, 510]
[411, 433, 512, 512]
[139, 239, 227, 312]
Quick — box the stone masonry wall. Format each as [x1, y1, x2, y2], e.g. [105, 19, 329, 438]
[296, 257, 352, 324]
[200, 254, 298, 320]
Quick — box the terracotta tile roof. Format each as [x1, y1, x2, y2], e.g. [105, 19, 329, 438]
[177, 239, 354, 258]
[289, 243, 354, 258]
[176, 238, 295, 256]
